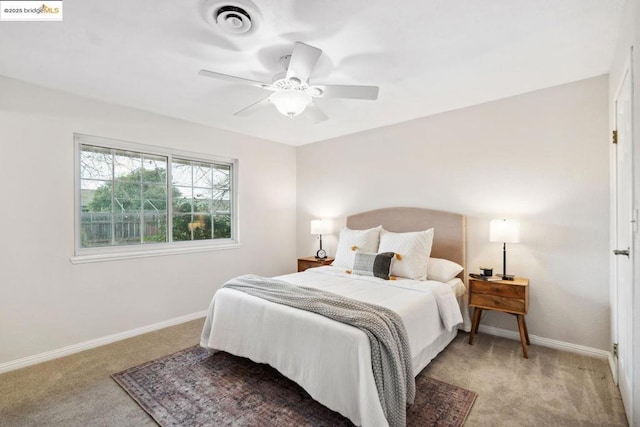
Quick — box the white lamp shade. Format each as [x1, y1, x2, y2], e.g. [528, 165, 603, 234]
[269, 90, 312, 117]
[489, 219, 520, 243]
[310, 219, 332, 235]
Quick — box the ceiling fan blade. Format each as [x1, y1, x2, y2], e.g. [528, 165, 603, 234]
[304, 102, 329, 124]
[199, 70, 272, 90]
[233, 97, 272, 117]
[285, 42, 322, 83]
[312, 84, 379, 100]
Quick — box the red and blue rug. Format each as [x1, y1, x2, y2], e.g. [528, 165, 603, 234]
[113, 345, 476, 426]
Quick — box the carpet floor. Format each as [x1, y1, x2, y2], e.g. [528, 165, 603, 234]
[0, 318, 629, 426]
[113, 346, 477, 427]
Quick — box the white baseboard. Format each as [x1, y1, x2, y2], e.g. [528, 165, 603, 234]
[2, 314, 612, 375]
[608, 352, 618, 383]
[477, 324, 611, 359]
[0, 310, 207, 374]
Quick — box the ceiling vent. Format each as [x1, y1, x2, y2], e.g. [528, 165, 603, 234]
[203, 0, 261, 36]
[216, 6, 252, 34]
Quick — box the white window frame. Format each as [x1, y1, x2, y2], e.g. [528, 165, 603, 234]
[71, 134, 240, 264]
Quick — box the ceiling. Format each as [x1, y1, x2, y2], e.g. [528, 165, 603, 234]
[0, 0, 627, 146]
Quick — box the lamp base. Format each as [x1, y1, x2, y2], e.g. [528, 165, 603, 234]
[500, 274, 515, 281]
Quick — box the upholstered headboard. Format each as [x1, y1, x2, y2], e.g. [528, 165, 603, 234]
[346, 207, 466, 270]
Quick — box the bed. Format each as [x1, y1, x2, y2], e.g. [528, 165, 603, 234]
[200, 207, 468, 427]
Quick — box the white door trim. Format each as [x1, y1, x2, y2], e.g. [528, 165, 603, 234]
[610, 54, 633, 384]
[611, 46, 634, 426]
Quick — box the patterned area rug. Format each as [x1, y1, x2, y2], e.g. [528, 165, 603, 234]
[113, 346, 476, 427]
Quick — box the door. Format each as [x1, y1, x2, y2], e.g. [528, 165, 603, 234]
[614, 60, 634, 425]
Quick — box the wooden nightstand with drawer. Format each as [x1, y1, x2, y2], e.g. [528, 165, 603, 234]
[297, 257, 335, 272]
[468, 277, 530, 358]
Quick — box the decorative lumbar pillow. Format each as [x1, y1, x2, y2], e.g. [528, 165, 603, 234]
[350, 251, 396, 280]
[378, 228, 434, 280]
[427, 257, 464, 282]
[332, 226, 382, 268]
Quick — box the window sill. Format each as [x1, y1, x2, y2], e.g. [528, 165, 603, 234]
[70, 242, 241, 264]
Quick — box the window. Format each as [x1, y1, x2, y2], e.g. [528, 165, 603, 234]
[74, 134, 237, 261]
[171, 158, 232, 242]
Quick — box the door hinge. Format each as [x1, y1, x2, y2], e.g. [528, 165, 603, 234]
[613, 343, 618, 358]
[612, 130, 618, 144]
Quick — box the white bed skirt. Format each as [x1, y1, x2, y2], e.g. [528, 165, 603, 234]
[200, 268, 463, 427]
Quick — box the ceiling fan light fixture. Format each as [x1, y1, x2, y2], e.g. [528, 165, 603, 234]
[269, 90, 312, 118]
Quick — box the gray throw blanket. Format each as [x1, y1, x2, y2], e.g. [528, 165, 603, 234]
[223, 274, 415, 427]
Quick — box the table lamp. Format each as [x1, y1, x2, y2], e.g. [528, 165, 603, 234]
[310, 219, 332, 259]
[489, 219, 520, 280]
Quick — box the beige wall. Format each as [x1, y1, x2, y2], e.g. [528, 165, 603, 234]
[297, 76, 610, 351]
[0, 76, 297, 365]
[0, 70, 614, 369]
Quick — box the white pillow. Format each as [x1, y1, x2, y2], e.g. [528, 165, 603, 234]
[427, 257, 464, 282]
[332, 226, 382, 269]
[378, 228, 434, 280]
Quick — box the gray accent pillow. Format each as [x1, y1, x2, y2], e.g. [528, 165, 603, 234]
[352, 252, 395, 280]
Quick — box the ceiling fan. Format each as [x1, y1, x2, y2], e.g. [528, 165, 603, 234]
[198, 42, 379, 123]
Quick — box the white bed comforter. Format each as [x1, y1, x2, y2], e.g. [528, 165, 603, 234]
[200, 266, 463, 427]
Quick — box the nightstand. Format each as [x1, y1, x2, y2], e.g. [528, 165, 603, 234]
[468, 276, 530, 358]
[297, 256, 335, 272]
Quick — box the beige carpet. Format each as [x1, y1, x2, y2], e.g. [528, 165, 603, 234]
[0, 318, 628, 426]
